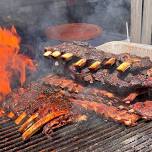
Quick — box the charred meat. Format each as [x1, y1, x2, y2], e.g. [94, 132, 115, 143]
[132, 100, 152, 120]
[44, 42, 152, 95]
[70, 98, 140, 126]
[0, 70, 152, 140]
[2, 74, 150, 128]
[2, 76, 84, 140]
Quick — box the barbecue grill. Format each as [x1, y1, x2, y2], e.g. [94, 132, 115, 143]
[1, 114, 152, 152]
[0, 41, 152, 152]
[0, 0, 152, 152]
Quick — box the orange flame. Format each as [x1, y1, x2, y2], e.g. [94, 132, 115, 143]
[0, 26, 36, 100]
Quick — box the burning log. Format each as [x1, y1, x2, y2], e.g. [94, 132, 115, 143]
[88, 61, 101, 71]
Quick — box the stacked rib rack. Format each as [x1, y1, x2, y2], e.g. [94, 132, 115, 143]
[43, 42, 152, 95]
[43, 42, 152, 119]
[0, 42, 152, 142]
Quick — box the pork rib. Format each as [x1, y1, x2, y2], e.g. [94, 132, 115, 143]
[132, 100, 152, 120]
[69, 98, 140, 126]
[44, 42, 152, 95]
[1, 74, 151, 140]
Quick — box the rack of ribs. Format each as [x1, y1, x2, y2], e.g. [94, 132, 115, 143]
[42, 74, 151, 122]
[1, 74, 152, 140]
[0, 42, 151, 140]
[1, 75, 87, 140]
[43, 42, 152, 96]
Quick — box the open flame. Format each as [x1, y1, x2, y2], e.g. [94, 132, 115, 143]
[0, 26, 36, 100]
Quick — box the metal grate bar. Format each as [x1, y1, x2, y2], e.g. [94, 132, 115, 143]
[37, 118, 108, 151]
[1, 114, 152, 152]
[11, 133, 46, 152]
[89, 122, 152, 152]
[57, 123, 122, 152]
[38, 122, 111, 151]
[104, 122, 152, 152]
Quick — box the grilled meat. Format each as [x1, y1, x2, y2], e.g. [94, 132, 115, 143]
[43, 75, 152, 121]
[70, 98, 140, 126]
[2, 80, 48, 115]
[92, 69, 152, 94]
[43, 113, 75, 135]
[38, 75, 152, 121]
[132, 100, 152, 120]
[42, 74, 148, 104]
[22, 111, 68, 140]
[44, 42, 152, 95]
[2, 76, 83, 140]
[2, 75, 141, 116]
[1, 73, 151, 140]
[46, 42, 152, 70]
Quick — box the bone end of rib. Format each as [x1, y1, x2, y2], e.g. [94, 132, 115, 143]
[61, 53, 73, 61]
[117, 62, 131, 72]
[51, 51, 61, 58]
[15, 112, 27, 125]
[104, 57, 116, 66]
[19, 113, 39, 132]
[22, 111, 67, 140]
[89, 61, 101, 70]
[73, 59, 87, 67]
[43, 51, 52, 57]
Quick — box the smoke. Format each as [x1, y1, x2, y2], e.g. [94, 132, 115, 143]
[0, 0, 131, 80]
[0, 0, 130, 36]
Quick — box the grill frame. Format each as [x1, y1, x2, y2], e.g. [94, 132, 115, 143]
[1, 41, 152, 152]
[1, 114, 152, 152]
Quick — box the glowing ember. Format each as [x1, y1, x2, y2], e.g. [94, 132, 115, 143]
[0, 26, 36, 100]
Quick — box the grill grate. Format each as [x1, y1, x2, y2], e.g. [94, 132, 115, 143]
[0, 114, 152, 152]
